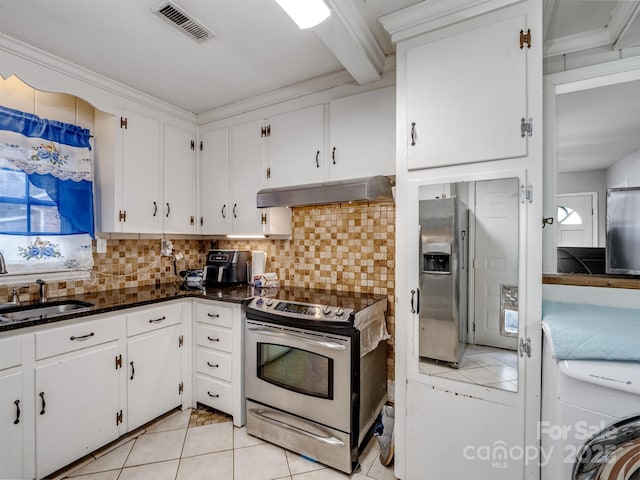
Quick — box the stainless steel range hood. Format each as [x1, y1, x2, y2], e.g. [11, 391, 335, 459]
[256, 176, 395, 208]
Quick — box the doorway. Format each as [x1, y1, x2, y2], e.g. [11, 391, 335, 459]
[472, 178, 519, 351]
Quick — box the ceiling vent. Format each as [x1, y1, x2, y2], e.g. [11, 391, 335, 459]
[152, 1, 214, 42]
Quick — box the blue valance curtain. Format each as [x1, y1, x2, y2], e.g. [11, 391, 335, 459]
[0, 105, 95, 274]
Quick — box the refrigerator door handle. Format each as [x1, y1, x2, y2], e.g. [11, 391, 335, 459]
[411, 288, 420, 314]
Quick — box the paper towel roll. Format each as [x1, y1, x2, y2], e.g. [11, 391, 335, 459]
[251, 250, 266, 279]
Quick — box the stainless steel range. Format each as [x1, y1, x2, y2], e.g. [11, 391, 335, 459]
[245, 291, 388, 474]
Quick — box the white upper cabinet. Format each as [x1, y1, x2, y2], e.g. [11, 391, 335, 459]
[267, 105, 325, 188]
[163, 123, 196, 234]
[230, 119, 292, 237]
[230, 119, 269, 235]
[406, 14, 530, 170]
[95, 109, 196, 234]
[120, 110, 163, 232]
[328, 86, 395, 180]
[198, 128, 230, 234]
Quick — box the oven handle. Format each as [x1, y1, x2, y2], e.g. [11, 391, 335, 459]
[248, 408, 345, 446]
[247, 326, 346, 350]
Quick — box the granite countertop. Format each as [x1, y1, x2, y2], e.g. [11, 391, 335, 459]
[0, 282, 387, 333]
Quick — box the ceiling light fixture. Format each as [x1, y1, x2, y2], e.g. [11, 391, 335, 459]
[275, 0, 330, 29]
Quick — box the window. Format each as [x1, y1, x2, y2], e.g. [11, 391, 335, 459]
[0, 105, 94, 275]
[557, 205, 583, 225]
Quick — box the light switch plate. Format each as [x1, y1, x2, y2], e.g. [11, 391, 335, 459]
[96, 238, 107, 254]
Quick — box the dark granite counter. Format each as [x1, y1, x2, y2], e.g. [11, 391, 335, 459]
[0, 283, 386, 333]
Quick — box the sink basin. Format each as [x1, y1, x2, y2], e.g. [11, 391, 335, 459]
[0, 300, 95, 324]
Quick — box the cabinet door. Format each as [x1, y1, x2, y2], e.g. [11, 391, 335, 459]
[230, 119, 266, 235]
[328, 87, 395, 180]
[0, 372, 23, 480]
[406, 15, 528, 170]
[164, 123, 196, 233]
[121, 110, 162, 232]
[267, 105, 324, 188]
[199, 128, 230, 234]
[127, 325, 182, 431]
[35, 343, 120, 478]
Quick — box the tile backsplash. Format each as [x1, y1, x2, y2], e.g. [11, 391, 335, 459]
[0, 202, 395, 379]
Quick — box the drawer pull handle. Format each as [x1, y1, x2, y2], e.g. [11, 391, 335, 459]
[70, 332, 95, 341]
[39, 392, 46, 415]
[207, 392, 219, 398]
[149, 316, 166, 323]
[207, 313, 220, 318]
[14, 399, 20, 424]
[130, 361, 135, 380]
[207, 362, 219, 368]
[207, 336, 220, 342]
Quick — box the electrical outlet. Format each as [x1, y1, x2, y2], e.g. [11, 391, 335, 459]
[96, 238, 107, 254]
[160, 239, 173, 256]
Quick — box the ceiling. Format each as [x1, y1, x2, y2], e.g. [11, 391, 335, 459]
[0, 0, 640, 172]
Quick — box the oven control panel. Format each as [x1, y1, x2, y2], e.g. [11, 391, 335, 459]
[249, 297, 353, 322]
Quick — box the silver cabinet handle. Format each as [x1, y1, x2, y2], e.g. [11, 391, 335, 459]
[331, 146, 336, 165]
[249, 408, 344, 446]
[207, 336, 220, 342]
[153, 201, 158, 217]
[248, 326, 345, 350]
[410, 122, 417, 146]
[39, 392, 46, 415]
[130, 361, 135, 380]
[166, 202, 170, 217]
[207, 313, 220, 318]
[207, 391, 219, 398]
[315, 150, 320, 168]
[70, 332, 95, 341]
[221, 204, 226, 219]
[148, 316, 166, 323]
[207, 362, 219, 368]
[232, 203, 237, 218]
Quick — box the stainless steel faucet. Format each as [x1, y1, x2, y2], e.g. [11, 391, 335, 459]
[0, 251, 7, 274]
[9, 285, 29, 305]
[36, 279, 47, 303]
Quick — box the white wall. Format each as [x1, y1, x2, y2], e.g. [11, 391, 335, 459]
[557, 169, 606, 247]
[607, 148, 640, 188]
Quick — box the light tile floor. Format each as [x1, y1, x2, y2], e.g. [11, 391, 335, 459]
[49, 407, 397, 480]
[419, 344, 519, 391]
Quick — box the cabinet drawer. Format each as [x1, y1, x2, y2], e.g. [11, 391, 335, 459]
[195, 325, 232, 353]
[195, 374, 232, 414]
[195, 302, 234, 328]
[36, 317, 119, 360]
[127, 302, 181, 337]
[195, 348, 231, 382]
[0, 336, 23, 370]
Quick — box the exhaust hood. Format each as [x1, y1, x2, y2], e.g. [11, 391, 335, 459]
[256, 175, 395, 208]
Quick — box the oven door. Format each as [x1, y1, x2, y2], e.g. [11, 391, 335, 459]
[245, 320, 352, 432]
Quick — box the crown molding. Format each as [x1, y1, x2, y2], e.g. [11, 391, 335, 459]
[0, 31, 195, 123]
[379, 0, 520, 43]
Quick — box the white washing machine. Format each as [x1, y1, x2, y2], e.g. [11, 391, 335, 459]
[541, 328, 640, 479]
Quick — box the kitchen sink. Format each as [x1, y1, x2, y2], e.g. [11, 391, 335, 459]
[0, 300, 95, 324]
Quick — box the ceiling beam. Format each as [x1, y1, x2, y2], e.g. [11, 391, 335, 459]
[313, 0, 385, 85]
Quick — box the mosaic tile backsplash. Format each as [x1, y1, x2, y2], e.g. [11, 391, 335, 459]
[0, 202, 395, 379]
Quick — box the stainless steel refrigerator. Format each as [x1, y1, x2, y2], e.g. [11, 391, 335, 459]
[418, 197, 468, 366]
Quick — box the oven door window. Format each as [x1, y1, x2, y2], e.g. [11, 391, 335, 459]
[257, 343, 334, 400]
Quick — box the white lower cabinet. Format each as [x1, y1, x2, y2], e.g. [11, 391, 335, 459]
[126, 324, 183, 430]
[0, 297, 245, 479]
[35, 342, 120, 478]
[0, 335, 25, 480]
[0, 371, 24, 479]
[193, 300, 244, 426]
